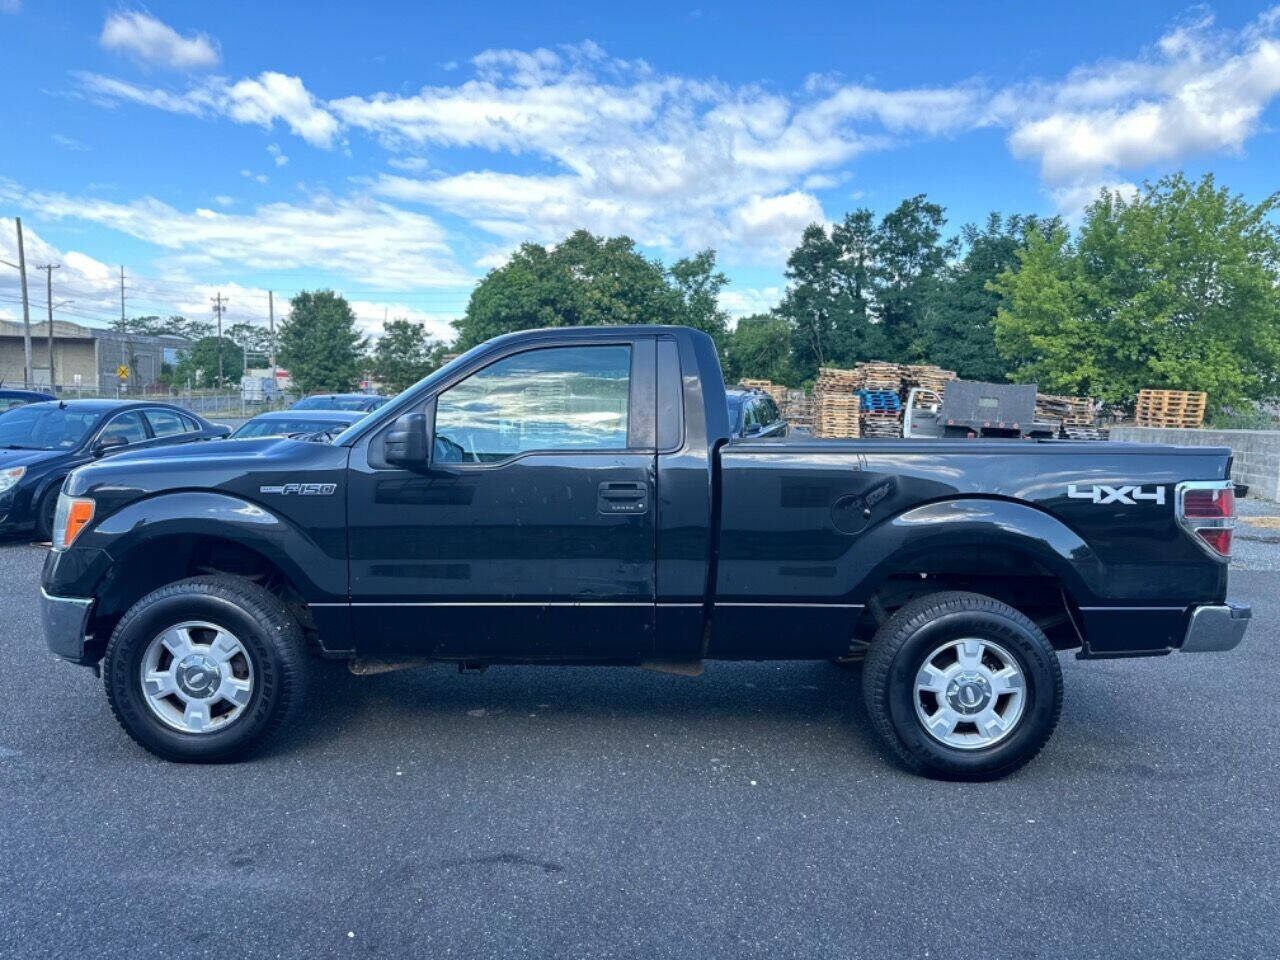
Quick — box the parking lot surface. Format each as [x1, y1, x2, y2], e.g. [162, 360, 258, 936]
[1, 534, 1277, 960]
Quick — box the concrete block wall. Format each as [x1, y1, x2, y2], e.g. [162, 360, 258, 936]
[1110, 426, 1280, 500]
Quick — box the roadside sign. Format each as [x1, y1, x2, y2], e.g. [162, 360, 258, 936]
[117, 365, 130, 380]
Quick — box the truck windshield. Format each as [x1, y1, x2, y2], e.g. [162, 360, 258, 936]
[0, 405, 99, 450]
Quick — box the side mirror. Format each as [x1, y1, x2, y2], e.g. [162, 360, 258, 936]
[92, 435, 128, 457]
[743, 422, 762, 436]
[385, 412, 429, 466]
[211, 424, 232, 439]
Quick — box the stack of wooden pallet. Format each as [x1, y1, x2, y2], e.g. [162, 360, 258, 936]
[814, 393, 860, 438]
[1135, 389, 1207, 428]
[781, 390, 813, 431]
[904, 364, 957, 394]
[815, 366, 862, 394]
[1036, 393, 1094, 427]
[857, 361, 905, 392]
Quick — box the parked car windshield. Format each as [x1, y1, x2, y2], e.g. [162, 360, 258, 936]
[232, 417, 352, 438]
[0, 405, 100, 450]
[292, 395, 380, 411]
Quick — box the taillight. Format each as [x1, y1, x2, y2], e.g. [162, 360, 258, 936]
[1175, 481, 1236, 559]
[52, 494, 94, 550]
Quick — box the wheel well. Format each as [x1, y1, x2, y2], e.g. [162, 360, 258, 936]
[88, 535, 316, 654]
[854, 547, 1083, 654]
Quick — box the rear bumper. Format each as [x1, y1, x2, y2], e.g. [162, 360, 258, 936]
[41, 588, 95, 664]
[1181, 601, 1251, 653]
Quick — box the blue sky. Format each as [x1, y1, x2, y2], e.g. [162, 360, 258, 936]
[1, 1, 1278, 342]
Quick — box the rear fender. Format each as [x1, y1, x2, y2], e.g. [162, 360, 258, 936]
[852, 497, 1103, 605]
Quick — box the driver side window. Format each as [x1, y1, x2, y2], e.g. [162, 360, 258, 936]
[434, 345, 632, 463]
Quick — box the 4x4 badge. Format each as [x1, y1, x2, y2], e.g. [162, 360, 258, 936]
[1067, 484, 1165, 505]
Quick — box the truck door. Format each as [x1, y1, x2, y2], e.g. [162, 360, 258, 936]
[345, 338, 657, 660]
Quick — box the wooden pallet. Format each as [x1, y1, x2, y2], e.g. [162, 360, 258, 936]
[1135, 388, 1207, 428]
[905, 364, 957, 394]
[739, 378, 772, 389]
[859, 410, 902, 438]
[814, 393, 861, 438]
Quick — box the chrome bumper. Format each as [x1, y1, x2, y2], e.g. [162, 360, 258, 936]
[1181, 602, 1251, 653]
[40, 588, 95, 663]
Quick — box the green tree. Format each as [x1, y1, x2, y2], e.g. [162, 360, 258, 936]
[278, 290, 367, 394]
[993, 174, 1280, 409]
[372, 318, 448, 393]
[455, 230, 716, 350]
[668, 250, 730, 348]
[918, 213, 1059, 380]
[724, 314, 797, 385]
[872, 195, 955, 360]
[174, 336, 244, 388]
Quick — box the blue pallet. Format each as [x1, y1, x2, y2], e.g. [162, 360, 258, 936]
[856, 389, 901, 412]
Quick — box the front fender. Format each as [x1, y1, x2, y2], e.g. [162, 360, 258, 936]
[851, 497, 1104, 604]
[44, 490, 347, 603]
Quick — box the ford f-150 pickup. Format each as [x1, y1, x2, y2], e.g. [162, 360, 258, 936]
[41, 325, 1250, 779]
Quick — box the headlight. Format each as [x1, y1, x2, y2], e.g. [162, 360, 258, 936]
[0, 466, 24, 494]
[52, 494, 94, 550]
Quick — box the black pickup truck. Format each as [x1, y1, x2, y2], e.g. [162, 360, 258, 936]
[41, 325, 1249, 779]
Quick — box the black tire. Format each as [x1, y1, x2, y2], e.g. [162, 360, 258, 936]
[34, 484, 60, 542]
[103, 576, 308, 762]
[862, 591, 1063, 781]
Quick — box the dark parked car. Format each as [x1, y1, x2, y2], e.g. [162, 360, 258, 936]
[42, 326, 1248, 779]
[0, 388, 56, 413]
[230, 409, 364, 439]
[290, 393, 387, 413]
[725, 387, 787, 439]
[0, 400, 228, 539]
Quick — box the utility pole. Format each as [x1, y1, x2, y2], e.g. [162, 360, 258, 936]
[268, 290, 277, 396]
[36, 263, 60, 390]
[212, 292, 227, 387]
[15, 218, 32, 389]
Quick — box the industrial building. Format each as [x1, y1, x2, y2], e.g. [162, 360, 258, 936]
[0, 318, 189, 391]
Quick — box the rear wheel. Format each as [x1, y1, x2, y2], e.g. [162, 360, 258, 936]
[862, 591, 1062, 781]
[103, 576, 308, 762]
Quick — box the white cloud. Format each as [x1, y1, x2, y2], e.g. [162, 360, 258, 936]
[227, 72, 339, 147]
[1, 182, 473, 292]
[267, 143, 288, 167]
[65, 8, 1280, 267]
[99, 11, 220, 70]
[52, 133, 88, 151]
[348, 301, 456, 342]
[1006, 7, 1280, 204]
[77, 71, 339, 148]
[720, 286, 783, 319]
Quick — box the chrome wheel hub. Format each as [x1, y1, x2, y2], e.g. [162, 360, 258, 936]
[140, 622, 254, 734]
[913, 638, 1026, 750]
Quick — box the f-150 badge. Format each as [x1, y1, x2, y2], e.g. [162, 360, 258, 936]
[1067, 484, 1165, 505]
[260, 483, 337, 496]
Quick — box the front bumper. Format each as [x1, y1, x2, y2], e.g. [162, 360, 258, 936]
[41, 588, 95, 664]
[1181, 601, 1251, 653]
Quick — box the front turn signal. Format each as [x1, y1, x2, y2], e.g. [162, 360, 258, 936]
[53, 495, 94, 550]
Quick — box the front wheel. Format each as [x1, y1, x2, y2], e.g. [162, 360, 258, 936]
[103, 576, 308, 762]
[862, 591, 1063, 781]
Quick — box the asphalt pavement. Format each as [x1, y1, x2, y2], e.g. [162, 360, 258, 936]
[1, 535, 1277, 960]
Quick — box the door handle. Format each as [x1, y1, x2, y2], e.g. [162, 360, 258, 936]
[597, 481, 649, 514]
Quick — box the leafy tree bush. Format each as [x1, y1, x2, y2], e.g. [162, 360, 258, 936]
[278, 290, 366, 394]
